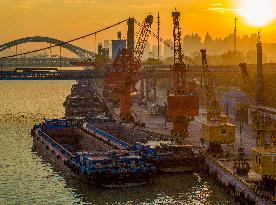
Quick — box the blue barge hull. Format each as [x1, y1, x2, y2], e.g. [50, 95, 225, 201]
[31, 119, 156, 188]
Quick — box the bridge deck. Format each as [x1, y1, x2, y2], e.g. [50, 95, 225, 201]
[0, 70, 96, 80]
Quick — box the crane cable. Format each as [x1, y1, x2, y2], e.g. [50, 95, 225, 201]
[134, 19, 199, 66]
[0, 19, 128, 60]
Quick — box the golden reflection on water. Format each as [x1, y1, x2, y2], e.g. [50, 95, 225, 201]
[0, 81, 73, 123]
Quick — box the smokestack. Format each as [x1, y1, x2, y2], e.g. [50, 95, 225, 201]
[234, 18, 237, 51]
[117, 32, 122, 40]
[98, 43, 102, 55]
[157, 12, 160, 59]
[127, 18, 135, 52]
[256, 32, 263, 106]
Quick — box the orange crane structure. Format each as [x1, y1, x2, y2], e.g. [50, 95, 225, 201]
[166, 10, 199, 139]
[106, 15, 153, 122]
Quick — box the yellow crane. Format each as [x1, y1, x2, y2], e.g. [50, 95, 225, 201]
[200, 49, 236, 155]
[251, 106, 276, 188]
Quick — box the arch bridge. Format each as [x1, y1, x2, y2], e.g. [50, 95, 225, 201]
[0, 36, 94, 58]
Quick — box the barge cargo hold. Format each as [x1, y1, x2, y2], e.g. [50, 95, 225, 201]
[86, 116, 203, 173]
[31, 119, 156, 188]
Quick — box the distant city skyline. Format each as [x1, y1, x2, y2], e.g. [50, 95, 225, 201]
[97, 30, 276, 61]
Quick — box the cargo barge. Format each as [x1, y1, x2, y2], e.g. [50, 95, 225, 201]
[64, 80, 109, 120]
[31, 119, 156, 188]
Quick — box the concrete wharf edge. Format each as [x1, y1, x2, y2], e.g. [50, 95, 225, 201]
[205, 155, 275, 205]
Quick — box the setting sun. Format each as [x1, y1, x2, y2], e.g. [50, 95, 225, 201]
[238, 0, 276, 27]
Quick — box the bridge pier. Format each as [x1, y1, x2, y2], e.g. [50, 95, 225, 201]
[139, 67, 157, 102]
[140, 78, 145, 100]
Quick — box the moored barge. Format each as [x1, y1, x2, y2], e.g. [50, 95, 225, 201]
[31, 119, 156, 188]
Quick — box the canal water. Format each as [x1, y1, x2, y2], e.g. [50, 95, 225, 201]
[0, 81, 238, 205]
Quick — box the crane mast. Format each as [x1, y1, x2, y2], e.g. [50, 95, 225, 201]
[166, 10, 199, 141]
[200, 49, 221, 122]
[172, 11, 183, 66]
[171, 10, 187, 96]
[200, 49, 235, 154]
[133, 15, 153, 67]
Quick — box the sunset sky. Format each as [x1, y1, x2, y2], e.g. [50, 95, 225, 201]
[1, 0, 276, 53]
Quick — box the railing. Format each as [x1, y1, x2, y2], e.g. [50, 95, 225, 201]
[81, 163, 153, 175]
[0, 70, 96, 80]
[86, 124, 130, 149]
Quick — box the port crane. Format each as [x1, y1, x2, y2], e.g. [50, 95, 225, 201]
[200, 49, 236, 154]
[237, 37, 276, 183]
[240, 66, 276, 185]
[166, 10, 199, 140]
[106, 15, 153, 121]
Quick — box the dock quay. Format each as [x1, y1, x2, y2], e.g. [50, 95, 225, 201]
[204, 155, 275, 205]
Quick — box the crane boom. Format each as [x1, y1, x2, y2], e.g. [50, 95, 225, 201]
[133, 15, 153, 68]
[106, 15, 153, 121]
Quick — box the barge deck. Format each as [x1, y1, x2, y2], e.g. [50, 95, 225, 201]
[31, 119, 156, 188]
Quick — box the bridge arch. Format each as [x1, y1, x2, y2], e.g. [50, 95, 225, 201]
[0, 36, 94, 58]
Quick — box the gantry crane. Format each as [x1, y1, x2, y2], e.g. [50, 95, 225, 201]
[166, 10, 199, 140]
[200, 49, 236, 154]
[106, 15, 153, 122]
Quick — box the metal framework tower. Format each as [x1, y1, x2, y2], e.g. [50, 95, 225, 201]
[157, 12, 160, 60]
[256, 32, 263, 106]
[172, 10, 183, 65]
[234, 18, 237, 51]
